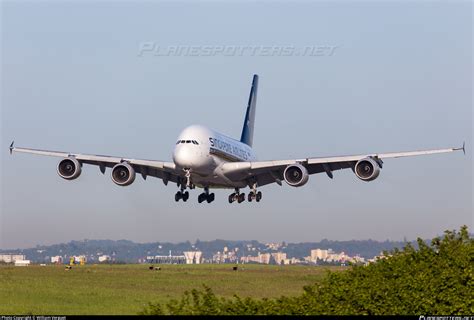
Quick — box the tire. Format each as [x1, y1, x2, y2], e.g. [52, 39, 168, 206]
[228, 193, 235, 203]
[248, 192, 253, 202]
[256, 191, 262, 202]
[238, 193, 245, 203]
[198, 193, 204, 203]
[183, 191, 189, 202]
[175, 192, 181, 202]
[208, 193, 215, 203]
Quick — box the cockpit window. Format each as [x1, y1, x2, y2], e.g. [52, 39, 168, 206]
[177, 140, 199, 145]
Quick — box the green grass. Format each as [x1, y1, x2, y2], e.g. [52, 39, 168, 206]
[0, 264, 344, 315]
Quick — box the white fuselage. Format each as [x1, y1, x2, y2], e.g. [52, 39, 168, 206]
[172, 125, 257, 188]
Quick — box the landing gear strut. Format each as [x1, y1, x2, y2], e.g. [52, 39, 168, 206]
[228, 188, 246, 204]
[198, 187, 215, 204]
[175, 169, 194, 202]
[184, 168, 193, 189]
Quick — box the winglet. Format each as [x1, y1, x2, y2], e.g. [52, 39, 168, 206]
[9, 141, 14, 155]
[454, 141, 466, 155]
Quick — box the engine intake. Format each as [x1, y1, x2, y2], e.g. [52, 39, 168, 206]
[111, 163, 136, 186]
[57, 158, 82, 180]
[355, 157, 381, 181]
[284, 164, 309, 187]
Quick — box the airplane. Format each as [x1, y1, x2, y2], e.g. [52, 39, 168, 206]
[9, 74, 465, 204]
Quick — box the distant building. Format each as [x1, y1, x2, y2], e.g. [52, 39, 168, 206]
[240, 252, 272, 264]
[51, 256, 63, 264]
[146, 255, 186, 264]
[259, 253, 271, 264]
[0, 254, 26, 263]
[183, 251, 203, 264]
[307, 248, 366, 265]
[73, 255, 87, 264]
[271, 252, 287, 265]
[265, 242, 283, 250]
[212, 250, 238, 264]
[98, 255, 111, 263]
[310, 249, 329, 262]
[286, 257, 301, 265]
[15, 260, 31, 267]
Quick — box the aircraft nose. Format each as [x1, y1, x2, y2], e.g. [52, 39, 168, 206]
[173, 146, 194, 169]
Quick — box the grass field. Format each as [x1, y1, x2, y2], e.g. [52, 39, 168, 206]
[0, 264, 344, 315]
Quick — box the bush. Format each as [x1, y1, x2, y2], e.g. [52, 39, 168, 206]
[142, 226, 473, 315]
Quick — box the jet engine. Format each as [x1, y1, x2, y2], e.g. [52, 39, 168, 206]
[57, 157, 82, 180]
[283, 164, 309, 187]
[354, 157, 381, 181]
[111, 163, 136, 186]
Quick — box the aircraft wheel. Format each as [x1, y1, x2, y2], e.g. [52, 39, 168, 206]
[175, 191, 181, 202]
[238, 193, 245, 203]
[248, 192, 253, 202]
[228, 193, 235, 203]
[207, 193, 215, 203]
[183, 191, 189, 202]
[198, 193, 205, 203]
[256, 191, 262, 202]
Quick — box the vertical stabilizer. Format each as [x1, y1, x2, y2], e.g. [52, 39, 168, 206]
[240, 74, 258, 147]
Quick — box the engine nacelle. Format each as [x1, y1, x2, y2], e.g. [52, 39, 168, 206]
[284, 164, 309, 187]
[111, 163, 136, 186]
[354, 157, 381, 181]
[57, 157, 82, 180]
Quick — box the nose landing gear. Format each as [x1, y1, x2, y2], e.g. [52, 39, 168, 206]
[175, 169, 194, 202]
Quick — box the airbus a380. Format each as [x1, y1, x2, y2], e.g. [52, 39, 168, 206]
[10, 75, 465, 204]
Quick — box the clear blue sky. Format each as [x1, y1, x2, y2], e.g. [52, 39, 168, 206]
[1, 1, 472, 249]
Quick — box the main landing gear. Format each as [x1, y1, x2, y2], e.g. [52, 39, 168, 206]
[175, 190, 189, 202]
[198, 187, 215, 204]
[247, 183, 262, 202]
[228, 188, 246, 204]
[228, 185, 262, 204]
[248, 190, 262, 202]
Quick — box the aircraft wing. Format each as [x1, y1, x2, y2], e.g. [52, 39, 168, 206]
[221, 144, 465, 187]
[9, 142, 179, 184]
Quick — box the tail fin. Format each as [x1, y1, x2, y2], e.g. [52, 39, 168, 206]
[240, 74, 258, 147]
